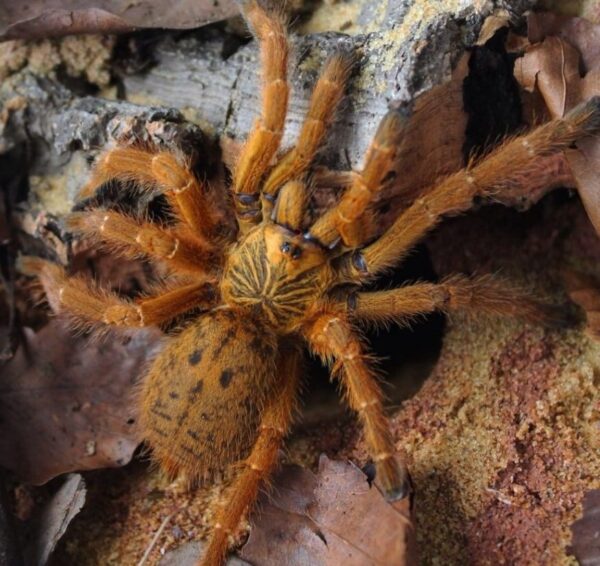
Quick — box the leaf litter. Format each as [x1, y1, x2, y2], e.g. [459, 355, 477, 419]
[160, 456, 415, 566]
[0, 0, 238, 41]
[24, 473, 86, 566]
[513, 12, 600, 234]
[0, 319, 162, 485]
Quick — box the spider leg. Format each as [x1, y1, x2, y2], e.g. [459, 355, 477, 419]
[19, 256, 217, 329]
[67, 210, 218, 276]
[233, 0, 289, 229]
[335, 96, 600, 284]
[343, 274, 562, 327]
[262, 53, 353, 216]
[79, 147, 223, 241]
[199, 347, 301, 566]
[308, 109, 407, 248]
[304, 310, 407, 500]
[272, 179, 309, 231]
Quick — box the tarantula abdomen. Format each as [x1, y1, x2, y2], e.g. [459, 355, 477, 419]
[141, 309, 279, 482]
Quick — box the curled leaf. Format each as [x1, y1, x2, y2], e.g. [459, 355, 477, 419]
[513, 14, 600, 234]
[239, 456, 415, 566]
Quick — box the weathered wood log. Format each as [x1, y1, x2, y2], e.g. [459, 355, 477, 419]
[0, 0, 535, 221]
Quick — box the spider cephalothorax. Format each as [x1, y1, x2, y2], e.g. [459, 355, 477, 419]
[21, 1, 600, 565]
[221, 223, 332, 331]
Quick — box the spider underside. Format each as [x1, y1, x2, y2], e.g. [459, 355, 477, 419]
[21, 1, 600, 565]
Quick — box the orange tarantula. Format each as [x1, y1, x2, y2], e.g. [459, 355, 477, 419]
[20, 0, 600, 564]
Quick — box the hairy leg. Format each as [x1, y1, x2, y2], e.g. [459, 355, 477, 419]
[68, 210, 218, 275]
[262, 53, 353, 215]
[20, 256, 217, 329]
[304, 311, 407, 500]
[272, 179, 308, 231]
[199, 347, 301, 566]
[309, 109, 407, 248]
[232, 0, 289, 228]
[344, 274, 562, 327]
[79, 147, 223, 240]
[335, 97, 600, 283]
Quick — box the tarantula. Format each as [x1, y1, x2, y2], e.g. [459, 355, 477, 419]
[20, 1, 600, 564]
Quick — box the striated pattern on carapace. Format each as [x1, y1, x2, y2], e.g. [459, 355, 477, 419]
[225, 230, 321, 329]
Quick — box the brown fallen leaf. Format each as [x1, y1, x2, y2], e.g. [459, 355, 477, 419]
[0, 1, 238, 41]
[386, 54, 469, 213]
[24, 473, 86, 566]
[240, 456, 414, 566]
[569, 489, 600, 565]
[528, 12, 600, 68]
[513, 13, 600, 234]
[161, 457, 414, 565]
[0, 319, 162, 484]
[160, 542, 251, 566]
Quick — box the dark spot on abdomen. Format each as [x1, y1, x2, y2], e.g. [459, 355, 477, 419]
[151, 408, 172, 421]
[188, 349, 203, 366]
[188, 379, 204, 401]
[212, 328, 236, 360]
[151, 426, 168, 438]
[250, 336, 275, 358]
[219, 369, 234, 388]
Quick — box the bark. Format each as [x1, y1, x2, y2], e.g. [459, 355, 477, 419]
[0, 0, 536, 219]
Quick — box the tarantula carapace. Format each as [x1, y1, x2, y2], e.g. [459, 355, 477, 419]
[20, 1, 600, 564]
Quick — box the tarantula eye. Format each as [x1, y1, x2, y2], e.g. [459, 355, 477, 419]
[352, 251, 368, 273]
[280, 241, 302, 259]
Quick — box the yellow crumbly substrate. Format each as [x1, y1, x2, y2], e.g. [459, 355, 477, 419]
[391, 316, 599, 564]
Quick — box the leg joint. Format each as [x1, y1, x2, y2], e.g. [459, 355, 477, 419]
[358, 398, 380, 411]
[259, 424, 285, 435]
[373, 452, 393, 462]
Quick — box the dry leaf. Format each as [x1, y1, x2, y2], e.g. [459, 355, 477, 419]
[160, 457, 414, 565]
[385, 54, 470, 216]
[240, 456, 414, 566]
[528, 12, 600, 68]
[513, 14, 600, 234]
[160, 542, 251, 566]
[477, 11, 511, 46]
[514, 37, 584, 113]
[0, 320, 162, 484]
[569, 489, 600, 565]
[0, 1, 238, 40]
[25, 473, 86, 566]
